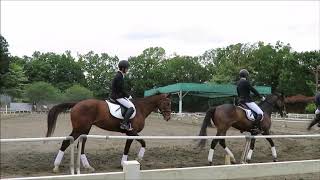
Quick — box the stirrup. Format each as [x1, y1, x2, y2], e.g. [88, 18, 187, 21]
[120, 123, 133, 131]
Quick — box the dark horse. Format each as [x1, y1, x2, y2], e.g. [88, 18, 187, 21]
[46, 93, 171, 172]
[198, 93, 286, 165]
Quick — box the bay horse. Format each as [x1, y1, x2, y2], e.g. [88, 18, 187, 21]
[46, 93, 172, 172]
[198, 93, 286, 165]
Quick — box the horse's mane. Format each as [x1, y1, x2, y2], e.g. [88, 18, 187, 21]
[132, 93, 167, 104]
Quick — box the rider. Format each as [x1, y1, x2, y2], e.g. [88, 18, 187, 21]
[236, 69, 265, 133]
[314, 91, 320, 127]
[110, 60, 134, 131]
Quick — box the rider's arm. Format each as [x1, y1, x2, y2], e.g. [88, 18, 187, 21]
[248, 82, 262, 98]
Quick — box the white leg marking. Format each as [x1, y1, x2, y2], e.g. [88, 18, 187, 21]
[80, 154, 90, 168]
[54, 150, 64, 166]
[271, 146, 277, 158]
[247, 149, 253, 161]
[224, 147, 235, 160]
[208, 149, 214, 162]
[121, 155, 128, 167]
[138, 147, 145, 160]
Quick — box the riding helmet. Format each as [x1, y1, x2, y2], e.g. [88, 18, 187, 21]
[239, 69, 249, 78]
[118, 60, 129, 69]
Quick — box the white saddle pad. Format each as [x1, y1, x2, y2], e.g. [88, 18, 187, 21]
[105, 100, 136, 119]
[238, 106, 255, 121]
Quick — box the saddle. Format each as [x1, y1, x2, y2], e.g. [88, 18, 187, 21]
[105, 98, 136, 119]
[237, 103, 258, 121]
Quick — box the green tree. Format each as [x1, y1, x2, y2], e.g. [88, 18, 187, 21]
[161, 55, 210, 84]
[209, 43, 255, 84]
[127, 47, 166, 97]
[24, 51, 86, 90]
[64, 84, 94, 101]
[78, 51, 119, 98]
[0, 35, 11, 93]
[0, 35, 10, 74]
[24, 81, 62, 104]
[1, 63, 28, 98]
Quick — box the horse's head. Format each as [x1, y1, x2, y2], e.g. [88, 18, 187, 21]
[266, 92, 287, 117]
[157, 93, 172, 121]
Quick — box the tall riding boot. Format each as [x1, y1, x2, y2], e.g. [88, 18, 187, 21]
[120, 107, 134, 131]
[251, 114, 262, 134]
[308, 114, 320, 130]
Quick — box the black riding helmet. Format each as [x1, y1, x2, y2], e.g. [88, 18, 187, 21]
[118, 60, 129, 70]
[239, 69, 249, 78]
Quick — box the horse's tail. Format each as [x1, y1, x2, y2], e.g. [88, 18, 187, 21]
[198, 107, 216, 148]
[46, 102, 77, 137]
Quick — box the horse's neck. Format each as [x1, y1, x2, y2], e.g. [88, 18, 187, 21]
[135, 95, 160, 119]
[260, 101, 274, 116]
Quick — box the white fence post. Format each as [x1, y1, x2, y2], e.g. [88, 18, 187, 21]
[123, 161, 140, 180]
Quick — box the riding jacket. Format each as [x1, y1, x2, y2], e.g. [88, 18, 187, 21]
[236, 78, 262, 103]
[110, 71, 129, 99]
[315, 92, 320, 107]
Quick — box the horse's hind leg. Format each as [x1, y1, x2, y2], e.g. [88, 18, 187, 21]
[218, 133, 236, 164]
[53, 130, 81, 173]
[79, 128, 95, 172]
[208, 139, 219, 165]
[263, 131, 277, 162]
[246, 139, 256, 163]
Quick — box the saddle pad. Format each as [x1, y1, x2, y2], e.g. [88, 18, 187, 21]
[237, 106, 255, 121]
[105, 100, 136, 119]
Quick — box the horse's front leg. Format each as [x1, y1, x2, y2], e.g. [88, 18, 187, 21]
[135, 137, 146, 162]
[263, 131, 277, 162]
[126, 132, 146, 162]
[121, 138, 134, 167]
[121, 132, 146, 166]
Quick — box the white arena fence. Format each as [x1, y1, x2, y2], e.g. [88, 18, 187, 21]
[1, 134, 320, 180]
[170, 112, 314, 123]
[0, 137, 75, 175]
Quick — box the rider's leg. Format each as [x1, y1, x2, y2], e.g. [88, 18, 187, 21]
[308, 108, 320, 130]
[116, 98, 135, 131]
[245, 102, 263, 132]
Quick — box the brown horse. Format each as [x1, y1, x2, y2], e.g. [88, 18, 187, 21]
[46, 93, 172, 172]
[198, 93, 286, 165]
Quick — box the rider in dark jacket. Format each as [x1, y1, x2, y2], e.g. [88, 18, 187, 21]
[110, 60, 134, 131]
[308, 92, 320, 130]
[236, 69, 265, 133]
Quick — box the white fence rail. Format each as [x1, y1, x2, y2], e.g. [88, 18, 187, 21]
[0, 137, 75, 175]
[4, 159, 320, 180]
[76, 134, 320, 174]
[1, 134, 320, 180]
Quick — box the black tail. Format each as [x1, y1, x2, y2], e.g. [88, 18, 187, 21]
[46, 102, 77, 137]
[198, 107, 216, 148]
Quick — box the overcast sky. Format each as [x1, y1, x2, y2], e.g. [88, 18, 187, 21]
[1, 1, 319, 59]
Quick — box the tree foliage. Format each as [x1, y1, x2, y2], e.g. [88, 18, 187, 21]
[1, 35, 319, 107]
[78, 51, 119, 98]
[24, 81, 62, 103]
[64, 84, 94, 102]
[24, 51, 86, 90]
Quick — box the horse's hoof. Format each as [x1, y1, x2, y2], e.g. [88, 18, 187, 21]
[53, 166, 59, 173]
[247, 159, 251, 163]
[273, 159, 278, 162]
[231, 160, 237, 164]
[241, 161, 247, 164]
[135, 157, 143, 163]
[208, 162, 213, 166]
[86, 166, 95, 172]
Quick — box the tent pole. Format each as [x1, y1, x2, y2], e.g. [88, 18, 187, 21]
[179, 90, 182, 115]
